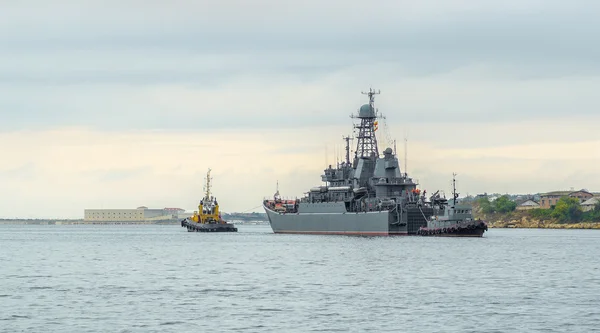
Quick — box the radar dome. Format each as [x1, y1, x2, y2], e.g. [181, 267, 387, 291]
[359, 104, 375, 118]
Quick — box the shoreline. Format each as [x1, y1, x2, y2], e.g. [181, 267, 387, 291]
[0, 219, 597, 229]
[0, 219, 269, 225]
[488, 222, 600, 229]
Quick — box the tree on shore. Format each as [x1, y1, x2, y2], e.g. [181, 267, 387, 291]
[477, 195, 516, 214]
[551, 197, 583, 223]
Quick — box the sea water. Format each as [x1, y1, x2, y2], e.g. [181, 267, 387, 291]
[1, 225, 599, 332]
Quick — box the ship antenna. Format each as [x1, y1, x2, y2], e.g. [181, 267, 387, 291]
[274, 180, 280, 200]
[324, 144, 327, 168]
[333, 144, 336, 167]
[342, 135, 353, 164]
[361, 87, 380, 108]
[404, 136, 408, 177]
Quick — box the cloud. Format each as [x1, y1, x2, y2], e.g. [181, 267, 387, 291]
[1, 123, 599, 218]
[2, 69, 599, 132]
[1, 1, 599, 217]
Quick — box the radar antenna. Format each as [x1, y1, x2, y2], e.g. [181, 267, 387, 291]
[361, 88, 381, 107]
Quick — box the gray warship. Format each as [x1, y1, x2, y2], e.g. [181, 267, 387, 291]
[263, 89, 487, 237]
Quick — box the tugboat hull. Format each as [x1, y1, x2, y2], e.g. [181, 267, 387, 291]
[181, 218, 237, 232]
[417, 221, 488, 237]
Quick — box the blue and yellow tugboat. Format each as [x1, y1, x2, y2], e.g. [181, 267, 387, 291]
[181, 169, 238, 232]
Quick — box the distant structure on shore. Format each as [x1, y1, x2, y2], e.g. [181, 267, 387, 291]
[84, 206, 188, 223]
[538, 189, 594, 209]
[470, 188, 600, 213]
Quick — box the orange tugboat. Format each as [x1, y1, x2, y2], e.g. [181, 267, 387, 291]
[181, 169, 237, 232]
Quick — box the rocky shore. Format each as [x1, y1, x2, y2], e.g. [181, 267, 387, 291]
[488, 218, 600, 229]
[475, 210, 600, 229]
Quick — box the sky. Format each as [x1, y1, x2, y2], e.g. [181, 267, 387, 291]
[1, 0, 599, 218]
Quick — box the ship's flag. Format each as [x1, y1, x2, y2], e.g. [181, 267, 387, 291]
[373, 120, 379, 131]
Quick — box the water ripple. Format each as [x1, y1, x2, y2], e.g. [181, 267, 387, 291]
[1, 225, 599, 332]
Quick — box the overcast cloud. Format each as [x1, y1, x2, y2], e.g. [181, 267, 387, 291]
[1, 0, 599, 217]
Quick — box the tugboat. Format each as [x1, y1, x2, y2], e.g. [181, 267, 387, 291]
[181, 169, 238, 232]
[416, 173, 487, 237]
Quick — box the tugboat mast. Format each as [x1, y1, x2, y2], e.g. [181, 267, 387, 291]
[452, 173, 458, 209]
[204, 168, 212, 201]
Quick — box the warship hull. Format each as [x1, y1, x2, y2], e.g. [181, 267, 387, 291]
[264, 205, 408, 236]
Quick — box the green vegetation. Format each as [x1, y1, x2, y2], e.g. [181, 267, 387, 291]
[477, 195, 517, 214]
[529, 207, 553, 220]
[552, 197, 583, 222]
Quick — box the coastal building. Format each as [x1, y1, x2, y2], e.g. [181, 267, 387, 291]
[581, 197, 599, 212]
[163, 208, 186, 216]
[84, 206, 186, 222]
[516, 199, 540, 211]
[539, 190, 593, 209]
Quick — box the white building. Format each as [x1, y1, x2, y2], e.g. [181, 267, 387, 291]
[516, 199, 540, 211]
[581, 197, 599, 212]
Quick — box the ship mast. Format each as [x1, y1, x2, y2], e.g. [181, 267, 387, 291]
[353, 88, 380, 159]
[204, 168, 212, 201]
[404, 136, 408, 177]
[342, 135, 353, 164]
[452, 173, 458, 209]
[274, 180, 281, 200]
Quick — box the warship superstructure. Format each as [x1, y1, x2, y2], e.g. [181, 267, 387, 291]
[181, 169, 237, 232]
[263, 89, 486, 237]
